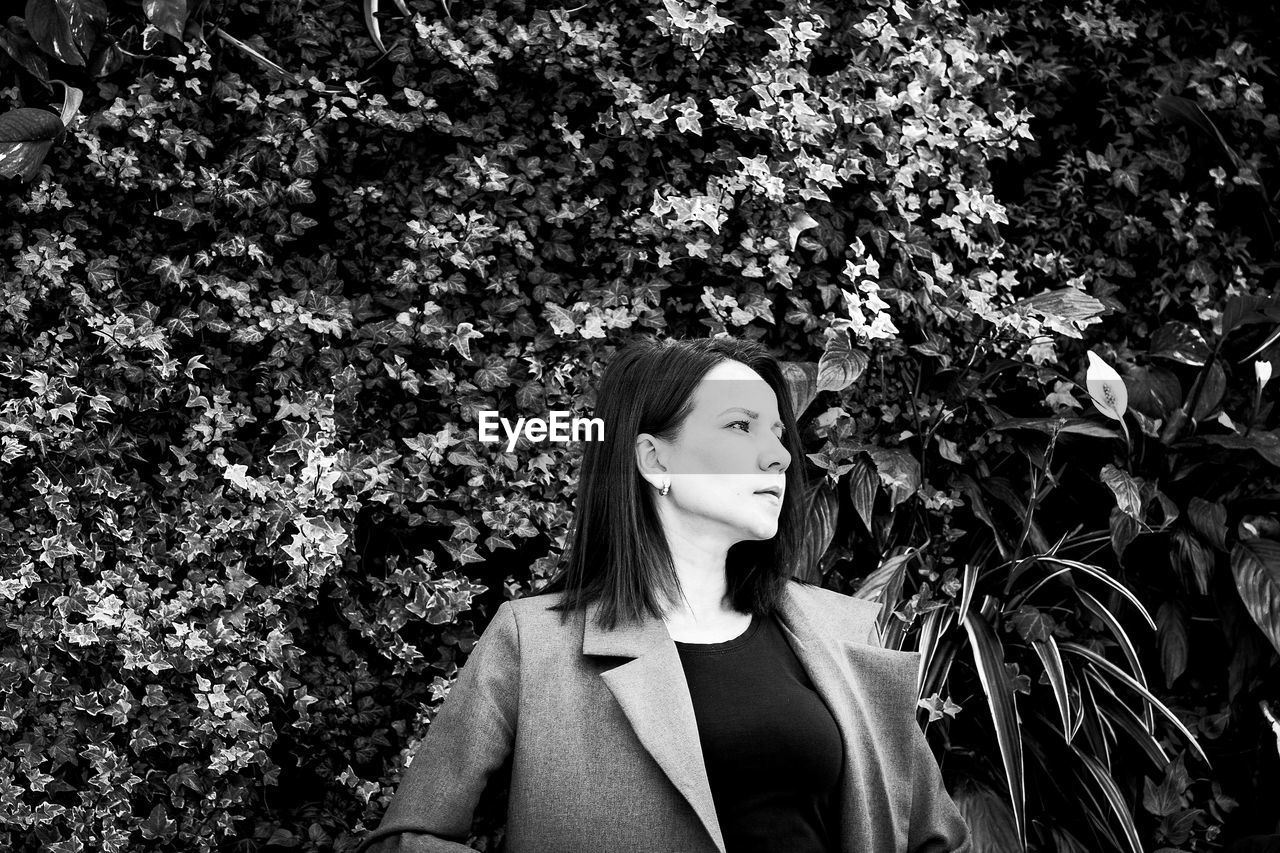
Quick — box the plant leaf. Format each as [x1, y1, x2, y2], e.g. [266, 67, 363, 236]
[56, 82, 82, 125]
[779, 360, 818, 419]
[143, 0, 187, 41]
[1118, 363, 1182, 421]
[1012, 288, 1108, 338]
[962, 605, 1025, 849]
[0, 25, 51, 82]
[1229, 537, 1280, 657]
[0, 106, 63, 181]
[1031, 635, 1074, 740]
[1150, 320, 1211, 367]
[1087, 673, 1171, 771]
[0, 106, 63, 143]
[1061, 642, 1209, 767]
[1221, 293, 1276, 339]
[1078, 671, 1112, 768]
[787, 210, 820, 251]
[1069, 742, 1145, 853]
[57, 0, 108, 53]
[1199, 430, 1280, 468]
[1023, 557, 1156, 631]
[1191, 361, 1227, 422]
[852, 550, 911, 604]
[87, 39, 123, 76]
[363, 0, 386, 52]
[847, 455, 877, 534]
[1099, 464, 1144, 520]
[816, 334, 868, 393]
[1156, 601, 1188, 688]
[1155, 94, 1244, 169]
[914, 605, 954, 702]
[24, 0, 83, 65]
[212, 27, 298, 84]
[795, 479, 837, 583]
[987, 415, 1122, 439]
[863, 446, 919, 509]
[954, 782, 1022, 853]
[1187, 497, 1228, 550]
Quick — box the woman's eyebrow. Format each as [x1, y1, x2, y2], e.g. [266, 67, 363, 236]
[717, 407, 784, 428]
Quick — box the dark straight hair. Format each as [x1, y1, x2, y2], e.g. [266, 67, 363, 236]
[539, 335, 816, 630]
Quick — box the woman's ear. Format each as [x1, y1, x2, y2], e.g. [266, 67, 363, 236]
[634, 433, 668, 490]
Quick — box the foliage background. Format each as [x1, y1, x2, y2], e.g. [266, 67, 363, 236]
[0, 0, 1277, 851]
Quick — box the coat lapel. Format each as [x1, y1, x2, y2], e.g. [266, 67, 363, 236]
[776, 584, 922, 851]
[582, 598, 727, 853]
[580, 583, 919, 853]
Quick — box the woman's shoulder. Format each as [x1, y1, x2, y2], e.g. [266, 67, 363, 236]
[495, 590, 580, 635]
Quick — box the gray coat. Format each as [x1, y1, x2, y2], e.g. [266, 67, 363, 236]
[357, 578, 972, 853]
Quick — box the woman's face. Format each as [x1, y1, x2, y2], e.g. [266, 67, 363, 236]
[637, 359, 792, 547]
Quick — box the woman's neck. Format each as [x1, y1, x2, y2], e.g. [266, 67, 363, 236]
[662, 552, 736, 622]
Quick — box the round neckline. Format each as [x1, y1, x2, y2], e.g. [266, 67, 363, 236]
[672, 613, 761, 653]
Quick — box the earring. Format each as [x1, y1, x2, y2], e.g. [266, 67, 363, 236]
[660, 481, 670, 496]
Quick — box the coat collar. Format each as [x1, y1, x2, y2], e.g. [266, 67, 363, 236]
[581, 578, 841, 656]
[580, 580, 892, 853]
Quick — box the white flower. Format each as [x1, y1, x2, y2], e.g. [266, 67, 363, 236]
[1256, 360, 1273, 387]
[1086, 351, 1128, 421]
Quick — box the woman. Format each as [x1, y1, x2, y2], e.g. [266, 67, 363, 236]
[357, 336, 971, 853]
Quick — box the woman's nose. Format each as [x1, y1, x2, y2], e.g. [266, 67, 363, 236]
[763, 435, 790, 470]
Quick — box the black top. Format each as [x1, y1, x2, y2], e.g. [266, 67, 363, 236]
[674, 612, 843, 853]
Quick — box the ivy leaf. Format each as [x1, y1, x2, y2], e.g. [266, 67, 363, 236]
[155, 200, 212, 229]
[917, 692, 961, 721]
[1008, 605, 1056, 643]
[139, 803, 177, 840]
[787, 210, 819, 251]
[448, 322, 483, 360]
[543, 303, 578, 337]
[0, 106, 63, 181]
[1142, 774, 1185, 818]
[1111, 168, 1139, 195]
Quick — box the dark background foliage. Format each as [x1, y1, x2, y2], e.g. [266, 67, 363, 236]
[1, 0, 1277, 851]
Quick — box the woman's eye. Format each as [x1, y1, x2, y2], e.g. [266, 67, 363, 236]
[730, 420, 787, 440]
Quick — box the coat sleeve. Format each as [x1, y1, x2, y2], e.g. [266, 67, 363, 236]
[854, 599, 972, 853]
[902, 718, 972, 853]
[354, 601, 521, 853]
